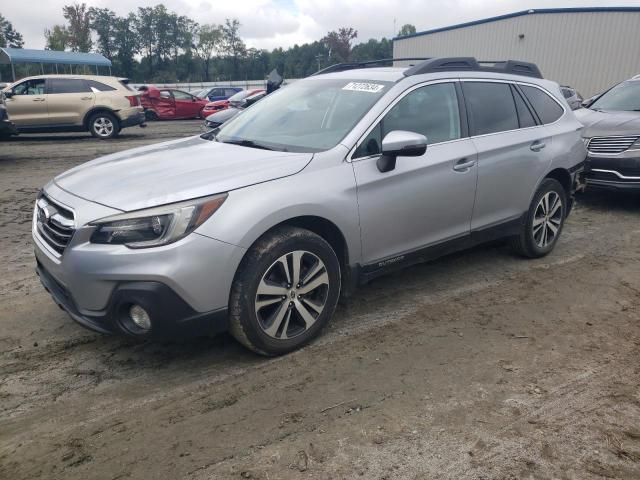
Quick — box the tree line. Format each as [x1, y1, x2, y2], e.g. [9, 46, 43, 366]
[1, 6, 418, 83]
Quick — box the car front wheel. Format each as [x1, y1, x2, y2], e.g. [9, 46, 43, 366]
[89, 112, 120, 139]
[510, 178, 567, 258]
[229, 226, 341, 356]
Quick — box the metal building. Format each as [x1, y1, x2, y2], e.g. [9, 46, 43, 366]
[393, 7, 640, 97]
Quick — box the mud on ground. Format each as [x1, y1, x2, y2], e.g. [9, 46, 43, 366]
[1, 122, 639, 479]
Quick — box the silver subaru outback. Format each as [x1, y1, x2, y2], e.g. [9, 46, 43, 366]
[33, 58, 586, 355]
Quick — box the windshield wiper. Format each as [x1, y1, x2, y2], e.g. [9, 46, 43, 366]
[220, 138, 275, 151]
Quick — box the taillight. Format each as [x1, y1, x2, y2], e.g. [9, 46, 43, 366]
[125, 95, 140, 107]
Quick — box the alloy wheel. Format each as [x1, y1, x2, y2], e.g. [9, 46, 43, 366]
[94, 117, 114, 137]
[254, 250, 329, 340]
[532, 191, 563, 248]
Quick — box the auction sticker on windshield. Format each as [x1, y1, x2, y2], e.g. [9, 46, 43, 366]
[342, 82, 386, 93]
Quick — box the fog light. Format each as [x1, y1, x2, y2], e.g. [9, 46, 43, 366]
[129, 304, 151, 330]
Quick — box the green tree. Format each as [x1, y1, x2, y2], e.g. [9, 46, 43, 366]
[221, 19, 246, 78]
[0, 14, 24, 48]
[195, 24, 222, 81]
[135, 6, 157, 78]
[322, 27, 357, 62]
[351, 38, 393, 62]
[397, 24, 417, 37]
[88, 7, 117, 59]
[45, 25, 70, 51]
[112, 13, 139, 78]
[63, 3, 92, 52]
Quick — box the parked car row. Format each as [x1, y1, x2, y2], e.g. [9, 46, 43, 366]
[33, 57, 592, 356]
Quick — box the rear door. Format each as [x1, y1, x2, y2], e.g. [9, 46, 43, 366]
[5, 78, 48, 126]
[172, 90, 200, 118]
[155, 90, 176, 118]
[45, 78, 95, 126]
[462, 80, 554, 230]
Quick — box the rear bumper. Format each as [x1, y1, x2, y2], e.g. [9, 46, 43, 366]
[37, 261, 229, 340]
[119, 111, 146, 128]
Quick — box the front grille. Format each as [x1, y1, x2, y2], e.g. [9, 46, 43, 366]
[587, 136, 639, 154]
[35, 195, 75, 255]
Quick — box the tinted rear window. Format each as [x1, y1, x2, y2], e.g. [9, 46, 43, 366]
[87, 80, 116, 92]
[462, 82, 519, 135]
[512, 86, 537, 128]
[521, 86, 564, 124]
[48, 78, 91, 94]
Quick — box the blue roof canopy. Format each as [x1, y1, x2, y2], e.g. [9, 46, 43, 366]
[0, 48, 111, 67]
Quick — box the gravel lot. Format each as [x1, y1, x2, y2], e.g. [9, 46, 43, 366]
[1, 121, 639, 480]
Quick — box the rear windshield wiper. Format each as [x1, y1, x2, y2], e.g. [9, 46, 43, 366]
[219, 138, 275, 151]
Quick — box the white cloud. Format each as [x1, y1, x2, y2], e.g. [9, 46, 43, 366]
[3, 0, 640, 51]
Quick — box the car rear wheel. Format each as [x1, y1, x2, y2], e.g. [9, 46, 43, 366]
[510, 178, 567, 258]
[229, 226, 341, 356]
[89, 112, 120, 139]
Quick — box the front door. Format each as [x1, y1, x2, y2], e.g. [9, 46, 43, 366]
[45, 78, 95, 126]
[172, 90, 200, 118]
[5, 78, 48, 126]
[352, 81, 478, 265]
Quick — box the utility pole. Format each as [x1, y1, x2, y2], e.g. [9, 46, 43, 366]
[393, 17, 397, 37]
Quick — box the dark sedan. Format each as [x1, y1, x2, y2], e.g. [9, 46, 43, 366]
[576, 77, 640, 191]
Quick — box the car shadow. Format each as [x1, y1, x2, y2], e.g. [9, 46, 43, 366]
[576, 189, 640, 213]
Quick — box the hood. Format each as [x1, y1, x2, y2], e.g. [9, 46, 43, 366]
[206, 108, 241, 123]
[574, 108, 640, 138]
[54, 136, 313, 211]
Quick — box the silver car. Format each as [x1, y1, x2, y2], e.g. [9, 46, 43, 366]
[33, 57, 586, 355]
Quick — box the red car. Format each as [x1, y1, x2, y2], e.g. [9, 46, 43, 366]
[139, 86, 210, 120]
[200, 89, 265, 117]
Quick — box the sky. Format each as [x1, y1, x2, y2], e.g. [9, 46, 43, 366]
[3, 0, 640, 51]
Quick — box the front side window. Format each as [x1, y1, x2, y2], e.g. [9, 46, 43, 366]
[12, 79, 45, 95]
[521, 85, 564, 124]
[172, 90, 193, 100]
[214, 78, 392, 153]
[48, 78, 92, 94]
[354, 82, 461, 158]
[463, 82, 519, 136]
[225, 88, 238, 96]
[160, 90, 172, 99]
[589, 81, 640, 112]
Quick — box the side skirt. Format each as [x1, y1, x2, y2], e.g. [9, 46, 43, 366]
[356, 214, 525, 285]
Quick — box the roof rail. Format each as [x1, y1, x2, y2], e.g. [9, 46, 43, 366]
[311, 58, 431, 76]
[403, 57, 543, 79]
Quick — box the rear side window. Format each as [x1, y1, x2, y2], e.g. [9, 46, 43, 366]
[521, 85, 564, 124]
[225, 88, 238, 96]
[86, 80, 116, 92]
[511, 86, 537, 128]
[48, 78, 92, 94]
[462, 82, 519, 135]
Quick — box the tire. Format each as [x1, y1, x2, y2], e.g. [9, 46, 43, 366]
[145, 110, 159, 121]
[89, 112, 120, 139]
[510, 178, 567, 258]
[229, 226, 341, 356]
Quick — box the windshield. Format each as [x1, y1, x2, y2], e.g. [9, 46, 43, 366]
[214, 78, 391, 152]
[590, 81, 640, 111]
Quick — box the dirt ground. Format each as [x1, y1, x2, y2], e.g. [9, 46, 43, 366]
[1, 121, 639, 480]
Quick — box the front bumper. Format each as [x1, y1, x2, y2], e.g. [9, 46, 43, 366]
[0, 118, 17, 135]
[33, 184, 247, 340]
[585, 155, 640, 191]
[37, 262, 228, 339]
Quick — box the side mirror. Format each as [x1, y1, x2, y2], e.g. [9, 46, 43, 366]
[377, 130, 427, 173]
[4, 90, 13, 99]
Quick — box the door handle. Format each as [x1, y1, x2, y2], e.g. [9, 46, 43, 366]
[530, 141, 546, 152]
[32, 97, 45, 102]
[80, 96, 92, 100]
[453, 158, 476, 172]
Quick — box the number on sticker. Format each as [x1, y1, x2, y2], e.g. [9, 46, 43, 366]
[342, 82, 385, 93]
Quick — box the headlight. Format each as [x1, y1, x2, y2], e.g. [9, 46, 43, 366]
[90, 193, 227, 248]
